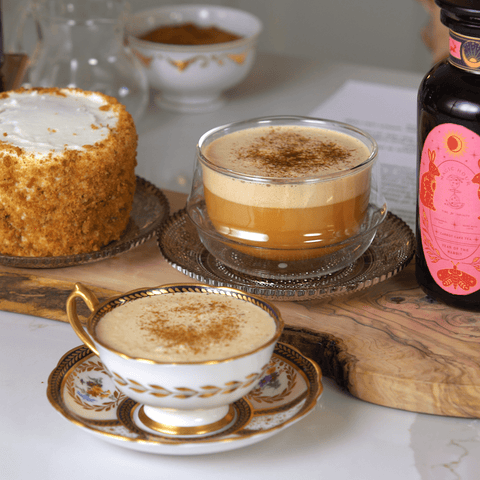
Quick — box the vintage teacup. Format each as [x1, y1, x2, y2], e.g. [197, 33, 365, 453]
[66, 283, 283, 435]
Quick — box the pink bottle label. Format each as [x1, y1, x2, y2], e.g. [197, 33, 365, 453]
[419, 124, 480, 296]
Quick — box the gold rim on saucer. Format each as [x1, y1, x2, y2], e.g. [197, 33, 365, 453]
[0, 176, 170, 269]
[157, 209, 415, 301]
[46, 342, 322, 455]
[137, 404, 238, 436]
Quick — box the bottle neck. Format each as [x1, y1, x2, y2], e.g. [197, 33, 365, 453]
[448, 29, 480, 73]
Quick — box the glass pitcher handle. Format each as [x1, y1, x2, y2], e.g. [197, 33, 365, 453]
[6, 0, 42, 70]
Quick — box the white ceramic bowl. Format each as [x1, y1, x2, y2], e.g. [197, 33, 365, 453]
[67, 283, 283, 435]
[125, 4, 262, 112]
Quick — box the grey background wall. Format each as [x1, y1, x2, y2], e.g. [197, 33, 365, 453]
[3, 0, 432, 75]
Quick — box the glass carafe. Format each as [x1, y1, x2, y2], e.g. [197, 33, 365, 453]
[10, 0, 148, 122]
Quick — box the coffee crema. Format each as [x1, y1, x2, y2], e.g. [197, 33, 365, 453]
[201, 125, 372, 260]
[96, 292, 277, 362]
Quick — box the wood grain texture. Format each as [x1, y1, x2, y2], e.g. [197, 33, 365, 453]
[1, 190, 480, 418]
[0, 272, 119, 324]
[278, 263, 480, 418]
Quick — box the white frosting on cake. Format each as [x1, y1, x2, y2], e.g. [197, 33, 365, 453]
[0, 89, 118, 156]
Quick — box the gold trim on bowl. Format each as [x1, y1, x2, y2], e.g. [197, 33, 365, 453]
[132, 49, 252, 72]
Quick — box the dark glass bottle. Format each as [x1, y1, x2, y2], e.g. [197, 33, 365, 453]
[416, 0, 480, 310]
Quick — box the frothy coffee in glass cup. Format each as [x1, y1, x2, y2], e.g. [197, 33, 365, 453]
[187, 116, 386, 279]
[203, 125, 371, 259]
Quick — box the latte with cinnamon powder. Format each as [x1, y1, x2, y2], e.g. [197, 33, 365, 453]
[96, 292, 277, 362]
[201, 125, 372, 260]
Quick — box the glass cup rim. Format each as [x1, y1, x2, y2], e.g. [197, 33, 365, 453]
[196, 115, 379, 185]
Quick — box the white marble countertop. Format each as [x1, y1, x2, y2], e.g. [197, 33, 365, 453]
[2, 310, 480, 480]
[2, 55, 480, 480]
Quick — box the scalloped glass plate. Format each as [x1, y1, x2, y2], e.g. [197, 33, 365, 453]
[157, 209, 415, 301]
[0, 176, 169, 269]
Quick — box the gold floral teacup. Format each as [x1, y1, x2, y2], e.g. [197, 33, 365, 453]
[66, 283, 283, 435]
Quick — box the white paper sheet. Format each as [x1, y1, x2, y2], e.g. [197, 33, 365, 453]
[310, 80, 417, 230]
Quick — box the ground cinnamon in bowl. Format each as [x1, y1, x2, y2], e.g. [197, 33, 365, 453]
[139, 22, 242, 45]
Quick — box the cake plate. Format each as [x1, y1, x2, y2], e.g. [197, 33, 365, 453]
[157, 209, 415, 301]
[0, 176, 169, 269]
[47, 342, 323, 455]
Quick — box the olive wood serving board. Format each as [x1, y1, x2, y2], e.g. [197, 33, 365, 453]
[1, 190, 480, 418]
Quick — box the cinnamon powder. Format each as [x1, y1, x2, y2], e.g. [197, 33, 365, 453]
[96, 292, 277, 362]
[139, 22, 242, 46]
[139, 300, 242, 356]
[237, 129, 353, 177]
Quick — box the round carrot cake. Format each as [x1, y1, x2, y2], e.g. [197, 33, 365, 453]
[0, 87, 137, 257]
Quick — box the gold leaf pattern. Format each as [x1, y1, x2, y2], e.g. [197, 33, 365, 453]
[131, 48, 153, 67]
[111, 367, 265, 399]
[143, 50, 251, 72]
[227, 53, 247, 64]
[168, 58, 197, 71]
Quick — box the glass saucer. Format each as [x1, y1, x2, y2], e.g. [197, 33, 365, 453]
[157, 209, 415, 301]
[47, 342, 322, 456]
[0, 176, 170, 269]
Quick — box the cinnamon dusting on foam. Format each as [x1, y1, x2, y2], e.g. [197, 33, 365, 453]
[138, 299, 241, 356]
[204, 126, 367, 179]
[236, 128, 353, 177]
[96, 292, 276, 362]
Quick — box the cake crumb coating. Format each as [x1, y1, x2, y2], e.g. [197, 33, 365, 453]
[0, 87, 138, 257]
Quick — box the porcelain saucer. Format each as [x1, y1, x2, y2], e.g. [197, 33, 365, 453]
[47, 342, 323, 455]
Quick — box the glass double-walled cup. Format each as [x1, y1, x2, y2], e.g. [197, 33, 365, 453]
[187, 116, 387, 280]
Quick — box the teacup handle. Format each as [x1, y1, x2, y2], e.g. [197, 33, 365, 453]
[66, 283, 100, 356]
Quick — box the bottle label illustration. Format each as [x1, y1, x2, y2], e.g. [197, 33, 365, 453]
[419, 124, 480, 296]
[449, 31, 480, 72]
